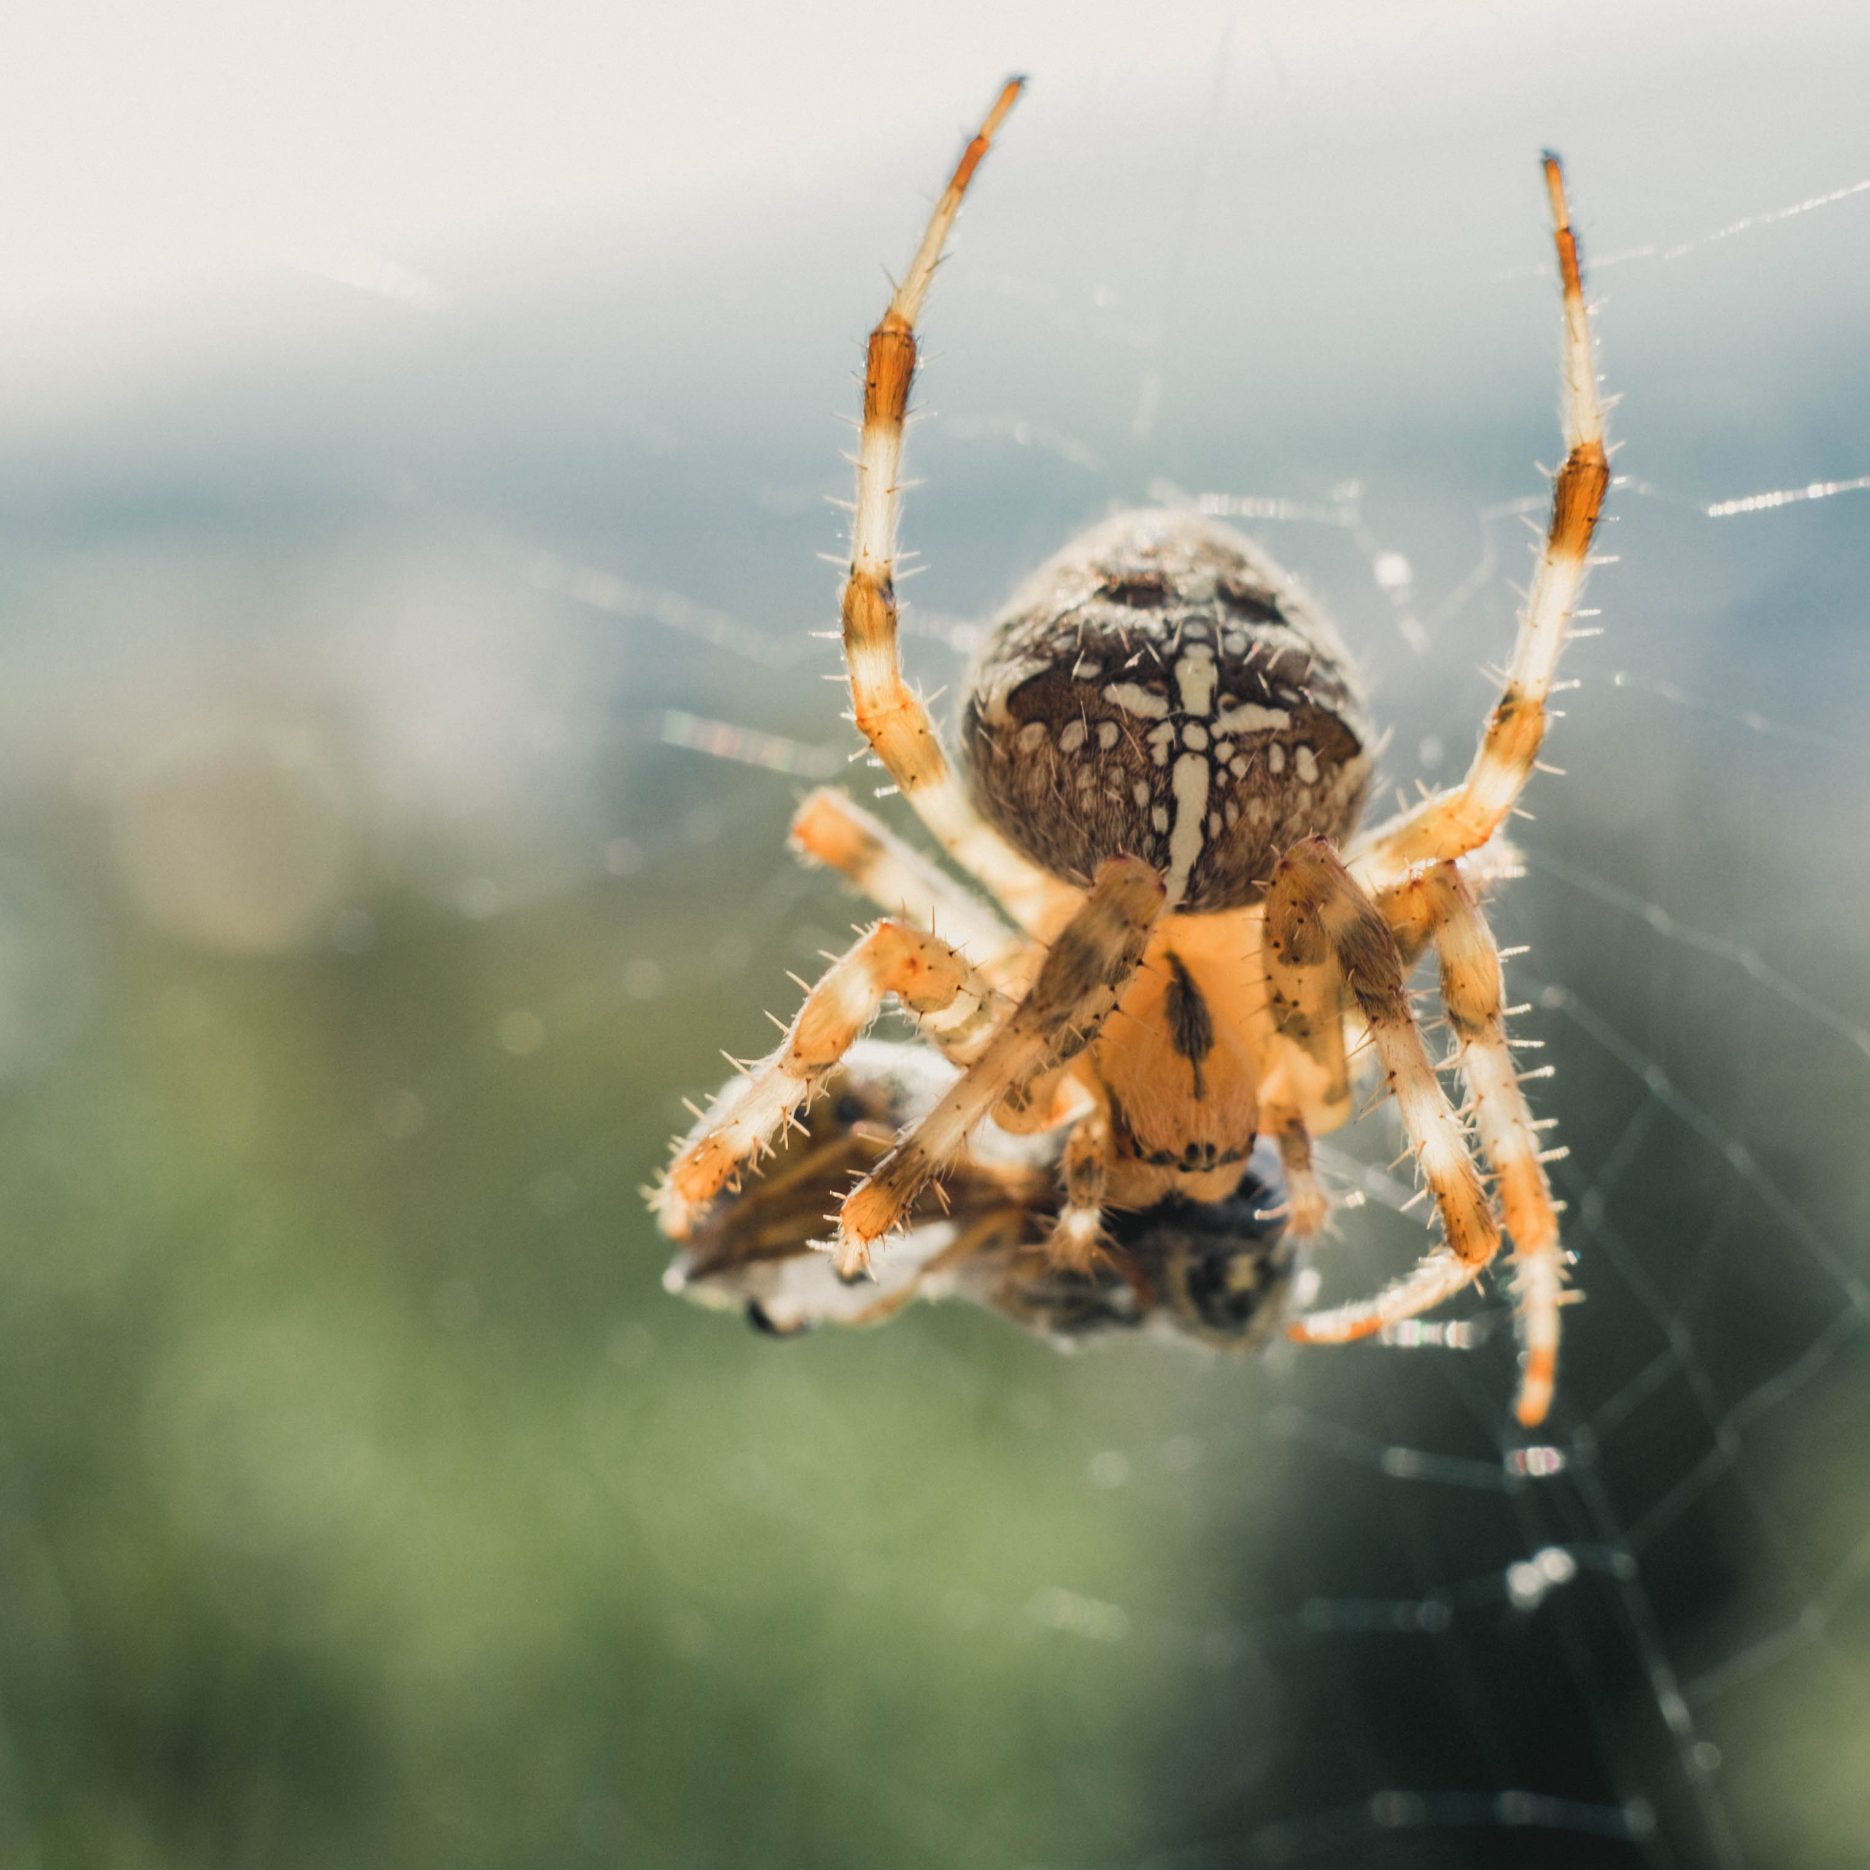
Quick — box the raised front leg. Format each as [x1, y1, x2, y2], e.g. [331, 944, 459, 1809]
[838, 78, 1076, 935]
[1351, 155, 1609, 894]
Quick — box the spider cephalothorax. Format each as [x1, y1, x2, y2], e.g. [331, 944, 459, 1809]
[650, 79, 1609, 1427]
[963, 509, 1373, 912]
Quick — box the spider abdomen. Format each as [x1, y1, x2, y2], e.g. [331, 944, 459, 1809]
[961, 510, 1373, 910]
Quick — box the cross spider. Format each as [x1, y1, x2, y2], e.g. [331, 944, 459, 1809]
[650, 78, 1609, 1427]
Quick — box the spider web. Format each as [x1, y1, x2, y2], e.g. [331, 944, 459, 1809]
[1, 10, 1866, 1868]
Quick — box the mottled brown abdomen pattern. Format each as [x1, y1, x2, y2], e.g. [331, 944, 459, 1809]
[961, 510, 1373, 911]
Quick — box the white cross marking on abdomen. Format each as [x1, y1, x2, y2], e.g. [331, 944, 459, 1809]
[1165, 752, 1209, 906]
[1158, 644, 1225, 904]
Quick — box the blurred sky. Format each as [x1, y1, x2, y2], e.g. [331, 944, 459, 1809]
[10, 0, 1387, 326]
[5, 0, 1840, 336]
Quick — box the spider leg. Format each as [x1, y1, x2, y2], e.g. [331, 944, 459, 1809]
[1263, 1104, 1330, 1238]
[1379, 840, 1521, 969]
[838, 1213, 1020, 1327]
[789, 787, 1030, 976]
[1392, 862, 1567, 1427]
[1268, 839, 1503, 1342]
[1049, 1104, 1113, 1273]
[651, 921, 1007, 1239]
[1257, 940, 1354, 1149]
[840, 78, 1078, 936]
[1350, 155, 1609, 894]
[834, 856, 1165, 1278]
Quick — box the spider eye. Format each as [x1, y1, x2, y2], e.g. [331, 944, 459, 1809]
[1216, 573, 1287, 625]
[832, 1093, 867, 1125]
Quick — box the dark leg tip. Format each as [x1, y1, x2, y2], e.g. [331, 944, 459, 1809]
[746, 1301, 812, 1339]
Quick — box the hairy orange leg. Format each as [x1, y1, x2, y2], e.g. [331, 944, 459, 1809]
[1351, 155, 1609, 893]
[835, 856, 1165, 1277]
[1269, 839, 1503, 1344]
[653, 921, 1005, 1239]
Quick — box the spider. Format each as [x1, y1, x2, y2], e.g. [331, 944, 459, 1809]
[650, 77, 1609, 1427]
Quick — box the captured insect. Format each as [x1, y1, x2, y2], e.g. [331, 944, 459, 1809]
[650, 78, 1608, 1426]
[664, 1040, 1296, 1351]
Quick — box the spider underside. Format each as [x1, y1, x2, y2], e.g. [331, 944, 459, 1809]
[650, 79, 1609, 1428]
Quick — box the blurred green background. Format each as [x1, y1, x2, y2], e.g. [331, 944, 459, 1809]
[0, 3, 1867, 1866]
